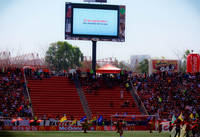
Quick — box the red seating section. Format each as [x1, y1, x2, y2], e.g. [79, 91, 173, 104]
[82, 83, 141, 119]
[28, 77, 85, 119]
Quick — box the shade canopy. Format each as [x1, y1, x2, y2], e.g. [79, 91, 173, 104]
[96, 64, 121, 74]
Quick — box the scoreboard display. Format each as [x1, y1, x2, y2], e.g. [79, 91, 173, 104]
[65, 3, 125, 42]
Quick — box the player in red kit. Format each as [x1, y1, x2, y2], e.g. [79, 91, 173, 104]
[118, 120, 124, 137]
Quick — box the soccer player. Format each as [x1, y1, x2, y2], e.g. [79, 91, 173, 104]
[169, 122, 173, 137]
[118, 120, 124, 137]
[174, 119, 181, 137]
[158, 120, 162, 133]
[116, 120, 120, 133]
[82, 119, 89, 133]
[148, 119, 153, 133]
[185, 121, 190, 137]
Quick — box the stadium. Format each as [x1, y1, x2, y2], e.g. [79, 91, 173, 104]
[0, 0, 200, 137]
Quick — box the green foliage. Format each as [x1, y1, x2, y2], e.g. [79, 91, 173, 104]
[112, 59, 131, 71]
[118, 61, 131, 71]
[137, 59, 149, 73]
[45, 41, 83, 72]
[183, 49, 191, 60]
[180, 49, 191, 72]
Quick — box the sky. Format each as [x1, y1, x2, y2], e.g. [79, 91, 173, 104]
[0, 0, 200, 62]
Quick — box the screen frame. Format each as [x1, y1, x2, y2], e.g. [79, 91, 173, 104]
[70, 3, 120, 39]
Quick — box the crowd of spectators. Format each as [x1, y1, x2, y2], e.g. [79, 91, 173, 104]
[79, 70, 131, 94]
[0, 67, 32, 118]
[24, 67, 50, 80]
[131, 71, 200, 121]
[2, 65, 200, 129]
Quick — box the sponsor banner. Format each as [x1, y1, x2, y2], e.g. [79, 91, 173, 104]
[161, 121, 170, 132]
[1, 126, 95, 131]
[151, 60, 179, 73]
[59, 126, 82, 131]
[89, 125, 150, 131]
[187, 54, 200, 73]
[12, 126, 38, 131]
[2, 126, 12, 130]
[1, 125, 155, 131]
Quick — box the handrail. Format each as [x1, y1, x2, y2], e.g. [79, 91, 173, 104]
[73, 77, 92, 120]
[23, 71, 34, 117]
[129, 79, 148, 115]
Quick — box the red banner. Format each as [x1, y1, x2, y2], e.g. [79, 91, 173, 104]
[1, 125, 151, 131]
[187, 54, 200, 73]
[2, 126, 86, 131]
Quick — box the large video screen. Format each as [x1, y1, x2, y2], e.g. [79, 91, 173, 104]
[65, 3, 125, 42]
[73, 8, 118, 37]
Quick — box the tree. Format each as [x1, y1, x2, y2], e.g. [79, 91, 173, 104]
[45, 41, 83, 72]
[115, 60, 131, 71]
[136, 59, 149, 73]
[180, 49, 191, 72]
[173, 49, 191, 72]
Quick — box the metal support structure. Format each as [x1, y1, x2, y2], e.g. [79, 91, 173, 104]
[92, 40, 97, 74]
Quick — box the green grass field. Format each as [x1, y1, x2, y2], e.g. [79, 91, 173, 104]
[0, 131, 170, 137]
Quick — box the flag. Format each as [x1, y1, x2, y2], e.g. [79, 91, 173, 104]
[146, 116, 152, 121]
[158, 97, 162, 103]
[60, 116, 67, 122]
[71, 119, 77, 125]
[190, 113, 194, 119]
[90, 116, 97, 122]
[98, 115, 103, 123]
[195, 113, 199, 119]
[178, 113, 183, 121]
[171, 115, 176, 124]
[80, 116, 87, 122]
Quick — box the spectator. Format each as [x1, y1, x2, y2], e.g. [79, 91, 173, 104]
[120, 88, 124, 99]
[0, 67, 32, 118]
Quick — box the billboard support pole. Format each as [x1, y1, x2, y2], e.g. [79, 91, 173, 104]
[92, 40, 97, 75]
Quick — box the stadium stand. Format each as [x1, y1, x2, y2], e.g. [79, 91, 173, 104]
[1, 64, 199, 134]
[81, 74, 141, 120]
[28, 76, 85, 120]
[132, 72, 200, 121]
